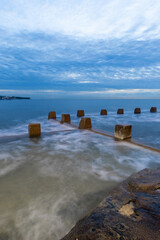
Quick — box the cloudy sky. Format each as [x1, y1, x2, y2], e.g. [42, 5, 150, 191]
[0, 0, 160, 98]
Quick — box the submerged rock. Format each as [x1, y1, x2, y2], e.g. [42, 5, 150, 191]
[61, 167, 160, 240]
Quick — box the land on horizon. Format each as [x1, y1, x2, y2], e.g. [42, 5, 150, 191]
[0, 96, 30, 100]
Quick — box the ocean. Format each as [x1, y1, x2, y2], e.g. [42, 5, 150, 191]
[0, 99, 160, 239]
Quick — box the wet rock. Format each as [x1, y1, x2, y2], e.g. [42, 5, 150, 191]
[61, 167, 160, 240]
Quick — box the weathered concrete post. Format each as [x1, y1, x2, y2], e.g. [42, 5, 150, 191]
[114, 125, 132, 140]
[100, 109, 107, 115]
[28, 123, 41, 138]
[134, 108, 141, 114]
[77, 110, 85, 117]
[61, 114, 71, 124]
[48, 111, 56, 119]
[150, 107, 157, 113]
[117, 109, 124, 114]
[79, 118, 92, 129]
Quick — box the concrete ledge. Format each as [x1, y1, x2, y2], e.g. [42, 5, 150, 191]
[117, 108, 124, 114]
[114, 124, 132, 140]
[48, 111, 56, 119]
[61, 114, 71, 124]
[150, 107, 157, 113]
[28, 123, 41, 138]
[79, 118, 92, 129]
[61, 167, 160, 240]
[100, 109, 107, 115]
[134, 108, 141, 114]
[77, 110, 85, 117]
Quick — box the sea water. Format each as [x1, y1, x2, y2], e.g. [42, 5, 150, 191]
[0, 99, 160, 239]
[0, 99, 160, 148]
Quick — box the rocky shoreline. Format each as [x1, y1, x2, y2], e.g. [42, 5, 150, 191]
[62, 167, 160, 240]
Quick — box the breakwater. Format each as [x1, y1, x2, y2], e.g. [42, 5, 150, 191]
[26, 108, 160, 153]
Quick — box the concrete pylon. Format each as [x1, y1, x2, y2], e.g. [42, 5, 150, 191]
[28, 123, 41, 138]
[77, 110, 85, 117]
[100, 109, 107, 115]
[114, 125, 132, 140]
[61, 114, 71, 124]
[48, 111, 56, 119]
[79, 118, 92, 129]
[117, 109, 124, 114]
[134, 108, 141, 114]
[150, 107, 157, 113]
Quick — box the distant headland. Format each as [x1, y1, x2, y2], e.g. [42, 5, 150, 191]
[0, 96, 31, 100]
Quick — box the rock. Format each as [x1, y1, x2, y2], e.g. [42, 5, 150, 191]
[119, 202, 135, 217]
[61, 167, 160, 240]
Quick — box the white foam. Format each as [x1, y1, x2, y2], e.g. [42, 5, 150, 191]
[15, 195, 68, 240]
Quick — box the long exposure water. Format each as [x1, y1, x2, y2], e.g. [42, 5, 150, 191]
[0, 99, 160, 239]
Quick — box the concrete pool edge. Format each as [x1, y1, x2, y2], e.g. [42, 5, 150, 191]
[61, 166, 160, 240]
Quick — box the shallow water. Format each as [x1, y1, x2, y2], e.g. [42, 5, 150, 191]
[0, 128, 160, 240]
[0, 99, 160, 239]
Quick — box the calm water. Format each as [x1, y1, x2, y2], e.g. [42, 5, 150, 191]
[0, 99, 160, 148]
[0, 99, 160, 239]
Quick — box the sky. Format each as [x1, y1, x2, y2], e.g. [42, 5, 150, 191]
[0, 0, 160, 98]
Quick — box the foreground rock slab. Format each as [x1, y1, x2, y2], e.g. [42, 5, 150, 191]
[62, 167, 160, 240]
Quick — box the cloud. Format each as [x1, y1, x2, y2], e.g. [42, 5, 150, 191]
[0, 1, 160, 98]
[0, 0, 160, 40]
[0, 88, 160, 99]
[0, 89, 63, 95]
[73, 89, 160, 95]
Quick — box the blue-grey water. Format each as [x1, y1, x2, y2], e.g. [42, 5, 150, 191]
[0, 99, 160, 148]
[0, 99, 160, 240]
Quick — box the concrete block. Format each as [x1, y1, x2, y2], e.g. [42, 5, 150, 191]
[79, 118, 92, 129]
[150, 107, 157, 113]
[61, 114, 71, 124]
[134, 108, 141, 114]
[117, 109, 124, 114]
[100, 109, 107, 115]
[28, 123, 41, 138]
[48, 111, 56, 119]
[77, 110, 85, 117]
[114, 125, 132, 140]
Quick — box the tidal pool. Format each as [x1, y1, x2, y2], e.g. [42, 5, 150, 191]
[0, 129, 159, 240]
